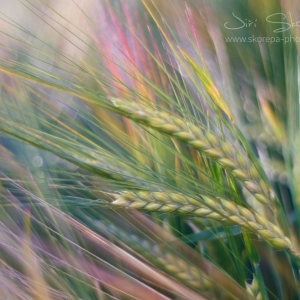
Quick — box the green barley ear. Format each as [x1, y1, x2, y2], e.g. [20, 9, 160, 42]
[246, 277, 262, 300]
[110, 191, 299, 259]
[110, 98, 274, 208]
[104, 223, 213, 292]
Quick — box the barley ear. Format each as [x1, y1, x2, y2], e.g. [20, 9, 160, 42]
[110, 98, 275, 208]
[110, 191, 299, 260]
[246, 277, 263, 300]
[104, 224, 212, 291]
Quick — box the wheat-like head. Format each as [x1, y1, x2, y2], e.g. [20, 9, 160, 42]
[105, 223, 212, 291]
[246, 277, 262, 300]
[110, 191, 297, 258]
[110, 98, 273, 208]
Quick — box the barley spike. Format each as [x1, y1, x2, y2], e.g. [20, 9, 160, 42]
[110, 191, 298, 257]
[104, 223, 212, 291]
[246, 277, 262, 300]
[110, 98, 273, 207]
